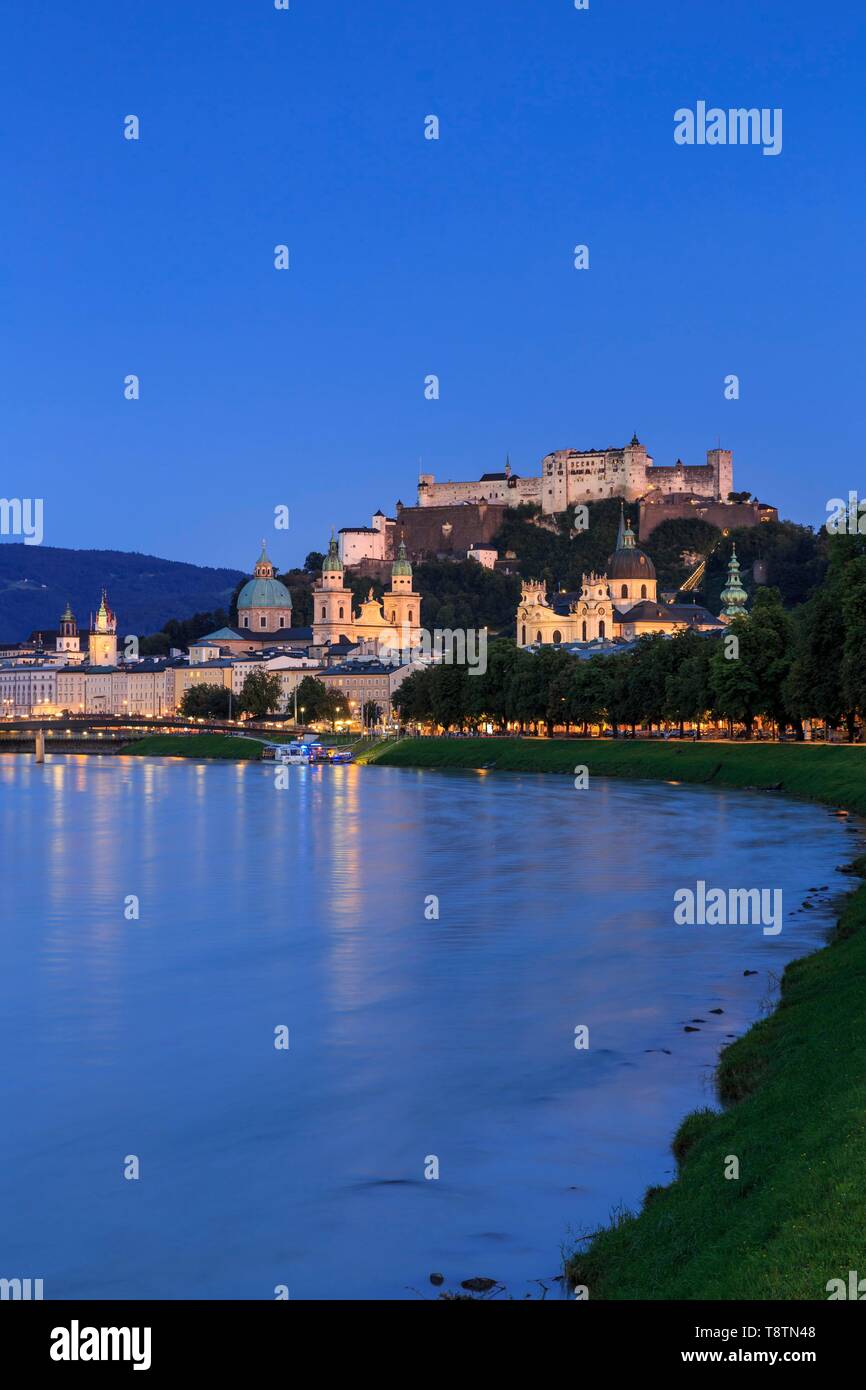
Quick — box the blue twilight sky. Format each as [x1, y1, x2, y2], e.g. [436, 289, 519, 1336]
[1, 0, 864, 573]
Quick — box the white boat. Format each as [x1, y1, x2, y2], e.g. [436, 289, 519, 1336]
[276, 741, 326, 765]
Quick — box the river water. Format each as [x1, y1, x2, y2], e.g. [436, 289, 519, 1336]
[0, 754, 857, 1300]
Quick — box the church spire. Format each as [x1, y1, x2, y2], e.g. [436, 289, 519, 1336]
[322, 529, 343, 572]
[254, 538, 276, 579]
[615, 503, 626, 551]
[720, 544, 748, 618]
[391, 534, 412, 577]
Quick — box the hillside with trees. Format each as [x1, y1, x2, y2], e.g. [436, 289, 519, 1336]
[493, 502, 827, 613]
[392, 533, 866, 739]
[0, 544, 244, 643]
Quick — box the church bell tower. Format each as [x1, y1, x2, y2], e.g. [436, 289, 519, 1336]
[56, 601, 80, 659]
[312, 533, 354, 644]
[89, 591, 118, 667]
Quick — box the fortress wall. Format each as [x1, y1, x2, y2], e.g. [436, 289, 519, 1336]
[643, 465, 719, 499]
[419, 477, 542, 508]
[395, 502, 509, 558]
[638, 498, 777, 540]
[540, 445, 651, 511]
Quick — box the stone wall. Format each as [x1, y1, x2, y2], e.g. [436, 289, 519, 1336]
[394, 502, 509, 560]
[638, 497, 777, 540]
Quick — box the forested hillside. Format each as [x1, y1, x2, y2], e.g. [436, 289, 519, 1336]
[0, 544, 244, 642]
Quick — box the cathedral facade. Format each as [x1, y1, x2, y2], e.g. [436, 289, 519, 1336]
[312, 534, 422, 652]
[516, 512, 725, 647]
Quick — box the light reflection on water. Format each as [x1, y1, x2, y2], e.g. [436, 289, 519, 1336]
[0, 754, 857, 1299]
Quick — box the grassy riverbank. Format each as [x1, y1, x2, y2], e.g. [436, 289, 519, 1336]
[361, 736, 866, 816]
[122, 732, 360, 759]
[364, 736, 866, 1299]
[571, 859, 866, 1300]
[122, 733, 262, 759]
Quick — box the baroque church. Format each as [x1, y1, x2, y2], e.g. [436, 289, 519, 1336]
[312, 533, 422, 651]
[516, 509, 726, 648]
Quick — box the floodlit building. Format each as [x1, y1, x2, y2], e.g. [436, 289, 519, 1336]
[516, 508, 724, 647]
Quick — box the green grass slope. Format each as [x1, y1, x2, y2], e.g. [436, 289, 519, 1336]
[362, 737, 866, 816]
[570, 862, 866, 1300]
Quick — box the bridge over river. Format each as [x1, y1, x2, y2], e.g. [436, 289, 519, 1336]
[0, 716, 269, 755]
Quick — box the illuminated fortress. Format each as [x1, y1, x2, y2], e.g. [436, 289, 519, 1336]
[417, 436, 733, 514]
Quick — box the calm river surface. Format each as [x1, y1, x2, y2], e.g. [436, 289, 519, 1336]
[0, 754, 857, 1300]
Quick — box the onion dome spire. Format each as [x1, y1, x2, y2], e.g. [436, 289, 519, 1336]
[322, 529, 343, 572]
[391, 536, 412, 577]
[720, 544, 748, 618]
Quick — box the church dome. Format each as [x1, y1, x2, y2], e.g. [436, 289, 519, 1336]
[322, 534, 343, 572]
[607, 547, 656, 581]
[391, 538, 412, 577]
[237, 540, 292, 613]
[606, 512, 656, 581]
[237, 575, 293, 611]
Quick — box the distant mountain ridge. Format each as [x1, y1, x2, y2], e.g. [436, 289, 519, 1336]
[0, 544, 245, 642]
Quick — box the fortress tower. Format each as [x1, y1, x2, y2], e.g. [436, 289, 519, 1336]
[707, 447, 733, 500]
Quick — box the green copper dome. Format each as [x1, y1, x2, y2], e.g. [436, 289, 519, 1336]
[236, 539, 292, 612]
[237, 575, 293, 611]
[720, 544, 748, 617]
[322, 533, 343, 572]
[391, 538, 412, 577]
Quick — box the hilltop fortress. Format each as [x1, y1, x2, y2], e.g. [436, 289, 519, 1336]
[337, 433, 773, 569]
[417, 436, 733, 513]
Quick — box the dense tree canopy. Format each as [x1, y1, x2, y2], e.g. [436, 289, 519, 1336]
[414, 559, 520, 634]
[140, 610, 230, 656]
[179, 682, 232, 718]
[392, 544, 866, 741]
[238, 669, 283, 718]
[294, 675, 349, 729]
